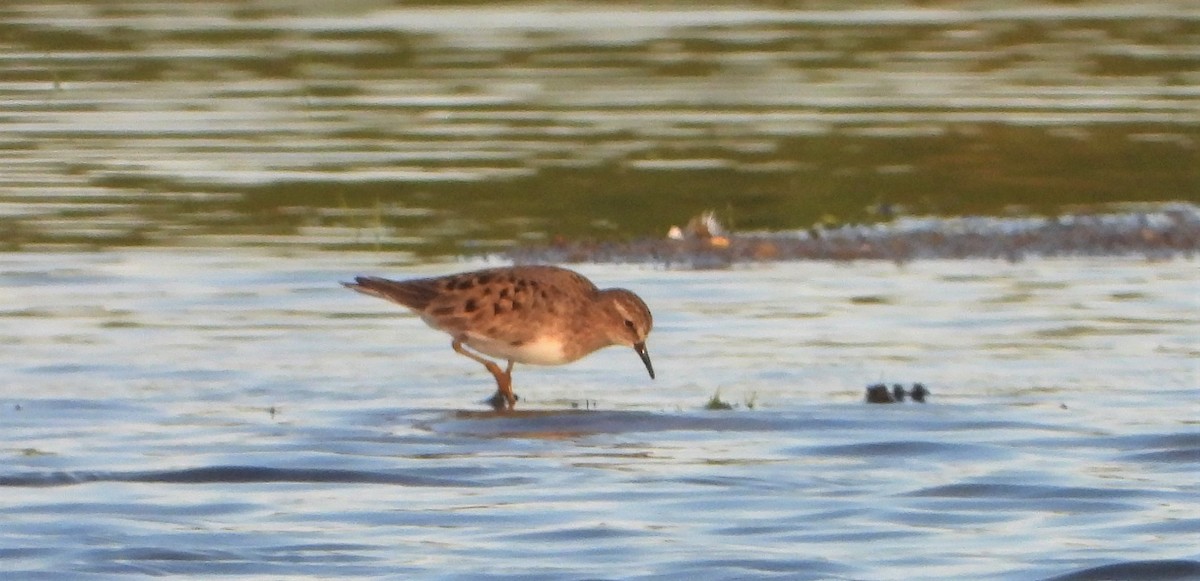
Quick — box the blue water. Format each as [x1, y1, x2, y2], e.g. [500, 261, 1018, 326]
[1, 251, 1196, 579]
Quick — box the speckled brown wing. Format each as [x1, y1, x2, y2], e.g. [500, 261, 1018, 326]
[433, 267, 587, 341]
[507, 266, 599, 315]
[345, 266, 602, 346]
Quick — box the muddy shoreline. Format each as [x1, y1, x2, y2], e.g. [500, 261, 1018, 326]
[504, 203, 1200, 268]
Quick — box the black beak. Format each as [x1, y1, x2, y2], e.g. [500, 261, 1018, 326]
[634, 341, 655, 379]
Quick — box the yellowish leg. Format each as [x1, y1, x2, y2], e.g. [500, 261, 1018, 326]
[452, 340, 517, 410]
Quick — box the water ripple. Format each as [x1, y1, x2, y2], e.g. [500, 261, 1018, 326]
[0, 466, 520, 488]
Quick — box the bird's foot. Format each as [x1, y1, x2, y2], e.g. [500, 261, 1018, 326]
[485, 391, 519, 412]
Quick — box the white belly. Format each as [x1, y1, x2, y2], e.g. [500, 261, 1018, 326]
[465, 334, 568, 365]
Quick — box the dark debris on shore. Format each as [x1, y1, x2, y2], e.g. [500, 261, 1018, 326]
[504, 203, 1199, 269]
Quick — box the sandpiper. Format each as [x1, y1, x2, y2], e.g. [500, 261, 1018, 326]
[342, 265, 655, 410]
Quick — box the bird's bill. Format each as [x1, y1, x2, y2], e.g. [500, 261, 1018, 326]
[634, 341, 655, 379]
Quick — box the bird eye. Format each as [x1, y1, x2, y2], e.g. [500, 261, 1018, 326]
[624, 320, 635, 329]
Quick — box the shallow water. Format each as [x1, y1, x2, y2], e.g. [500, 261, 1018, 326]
[2, 251, 1197, 579]
[2, 1, 1198, 578]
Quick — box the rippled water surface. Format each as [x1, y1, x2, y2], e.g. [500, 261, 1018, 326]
[2, 0, 1197, 255]
[2, 1, 1198, 578]
[2, 252, 1197, 579]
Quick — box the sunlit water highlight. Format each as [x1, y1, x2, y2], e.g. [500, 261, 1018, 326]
[2, 1, 1197, 255]
[2, 251, 1196, 579]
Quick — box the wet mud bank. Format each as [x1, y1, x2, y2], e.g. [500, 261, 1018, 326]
[504, 203, 1200, 268]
